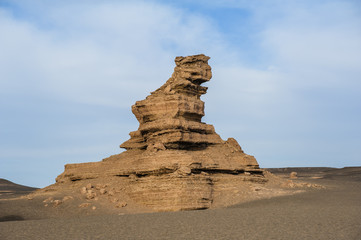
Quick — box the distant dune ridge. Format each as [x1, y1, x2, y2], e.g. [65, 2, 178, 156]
[0, 179, 37, 199]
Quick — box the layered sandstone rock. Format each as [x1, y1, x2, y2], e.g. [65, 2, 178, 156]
[56, 54, 266, 211]
[120, 54, 221, 151]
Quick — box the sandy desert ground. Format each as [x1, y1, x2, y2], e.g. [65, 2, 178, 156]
[0, 167, 360, 240]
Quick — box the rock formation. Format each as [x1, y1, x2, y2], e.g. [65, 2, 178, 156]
[56, 54, 266, 211]
[120, 54, 221, 151]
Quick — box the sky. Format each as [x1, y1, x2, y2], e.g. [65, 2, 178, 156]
[0, 0, 360, 188]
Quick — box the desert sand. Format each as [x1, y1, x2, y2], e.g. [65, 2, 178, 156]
[1, 167, 360, 240]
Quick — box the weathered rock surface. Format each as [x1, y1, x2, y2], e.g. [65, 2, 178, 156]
[290, 172, 298, 179]
[55, 54, 266, 211]
[120, 54, 221, 150]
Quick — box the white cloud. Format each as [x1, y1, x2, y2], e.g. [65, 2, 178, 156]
[0, 1, 228, 108]
[204, 0, 361, 168]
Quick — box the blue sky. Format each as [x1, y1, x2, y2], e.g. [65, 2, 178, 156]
[1, 0, 360, 187]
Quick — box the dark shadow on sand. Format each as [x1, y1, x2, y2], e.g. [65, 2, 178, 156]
[0, 215, 25, 222]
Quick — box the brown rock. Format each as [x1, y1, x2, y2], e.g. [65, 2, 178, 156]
[55, 54, 266, 211]
[43, 197, 54, 203]
[288, 180, 295, 188]
[115, 202, 127, 208]
[53, 200, 62, 207]
[62, 196, 73, 202]
[86, 190, 96, 199]
[226, 138, 244, 153]
[80, 187, 87, 194]
[99, 188, 107, 195]
[119, 54, 221, 150]
[290, 172, 298, 179]
[78, 203, 91, 208]
[177, 166, 192, 176]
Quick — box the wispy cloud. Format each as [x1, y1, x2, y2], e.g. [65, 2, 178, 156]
[0, 1, 228, 107]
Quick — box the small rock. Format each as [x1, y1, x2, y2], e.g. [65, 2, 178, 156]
[94, 197, 99, 201]
[95, 184, 102, 190]
[86, 191, 97, 200]
[290, 172, 298, 179]
[80, 187, 87, 194]
[99, 188, 107, 195]
[43, 197, 54, 203]
[281, 180, 296, 188]
[115, 202, 127, 208]
[27, 196, 33, 200]
[288, 181, 295, 188]
[53, 200, 62, 207]
[108, 190, 115, 196]
[311, 184, 324, 189]
[92, 206, 97, 210]
[79, 203, 91, 208]
[110, 197, 119, 203]
[44, 204, 48, 207]
[86, 183, 93, 190]
[177, 166, 191, 175]
[62, 196, 73, 202]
